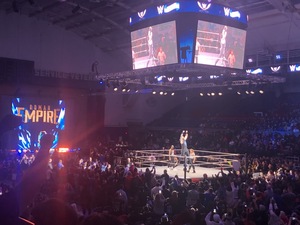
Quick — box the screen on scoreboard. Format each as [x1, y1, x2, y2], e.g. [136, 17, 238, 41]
[194, 20, 246, 69]
[131, 21, 178, 70]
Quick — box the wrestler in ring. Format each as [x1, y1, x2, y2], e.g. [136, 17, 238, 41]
[168, 145, 178, 169]
[179, 130, 189, 165]
[187, 148, 196, 173]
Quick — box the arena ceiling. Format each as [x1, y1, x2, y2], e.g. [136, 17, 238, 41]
[1, 0, 300, 91]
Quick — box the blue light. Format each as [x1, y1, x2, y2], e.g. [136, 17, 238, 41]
[17, 149, 22, 154]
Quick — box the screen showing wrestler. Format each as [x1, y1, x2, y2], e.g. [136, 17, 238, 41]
[194, 20, 246, 69]
[131, 21, 178, 69]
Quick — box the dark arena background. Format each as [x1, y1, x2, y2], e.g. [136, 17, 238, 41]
[1, 0, 300, 225]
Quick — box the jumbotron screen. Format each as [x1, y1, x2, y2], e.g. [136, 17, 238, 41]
[0, 97, 65, 151]
[131, 21, 178, 69]
[194, 20, 246, 69]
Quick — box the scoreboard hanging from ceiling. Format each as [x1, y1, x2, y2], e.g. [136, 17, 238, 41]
[129, 1, 248, 70]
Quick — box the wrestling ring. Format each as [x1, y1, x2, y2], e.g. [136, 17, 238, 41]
[129, 149, 242, 181]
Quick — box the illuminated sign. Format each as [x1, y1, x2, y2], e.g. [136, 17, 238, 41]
[289, 64, 300, 72]
[138, 10, 147, 19]
[15, 104, 60, 124]
[270, 66, 281, 73]
[224, 7, 230, 16]
[157, 5, 164, 14]
[246, 68, 263, 74]
[164, 2, 180, 13]
[230, 11, 241, 18]
[197, 1, 211, 11]
[224, 7, 241, 18]
[11, 98, 65, 151]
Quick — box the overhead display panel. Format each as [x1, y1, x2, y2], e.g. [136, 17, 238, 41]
[129, 1, 248, 26]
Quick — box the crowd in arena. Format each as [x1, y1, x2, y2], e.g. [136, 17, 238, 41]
[1, 139, 300, 225]
[1, 95, 300, 225]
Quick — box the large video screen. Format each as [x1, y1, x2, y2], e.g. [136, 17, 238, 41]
[194, 20, 246, 69]
[131, 21, 178, 69]
[0, 97, 65, 151]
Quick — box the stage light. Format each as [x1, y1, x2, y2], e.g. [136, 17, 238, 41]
[127, 88, 131, 92]
[207, 93, 211, 96]
[211, 92, 215, 96]
[210, 75, 219, 79]
[245, 91, 249, 94]
[218, 92, 223, 96]
[164, 92, 167, 95]
[113, 87, 118, 91]
[152, 91, 156, 94]
[248, 58, 253, 63]
[250, 91, 255, 94]
[122, 88, 126, 92]
[237, 91, 241, 95]
[259, 90, 264, 94]
[99, 79, 104, 85]
[200, 93, 204, 96]
[135, 89, 139, 93]
[275, 54, 281, 60]
[58, 148, 69, 153]
[159, 91, 164, 95]
[171, 92, 175, 96]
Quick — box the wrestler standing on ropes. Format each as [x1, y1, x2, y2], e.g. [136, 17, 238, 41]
[215, 25, 228, 66]
[180, 130, 189, 165]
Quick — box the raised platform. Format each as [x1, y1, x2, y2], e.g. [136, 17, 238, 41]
[137, 164, 225, 181]
[133, 149, 240, 181]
